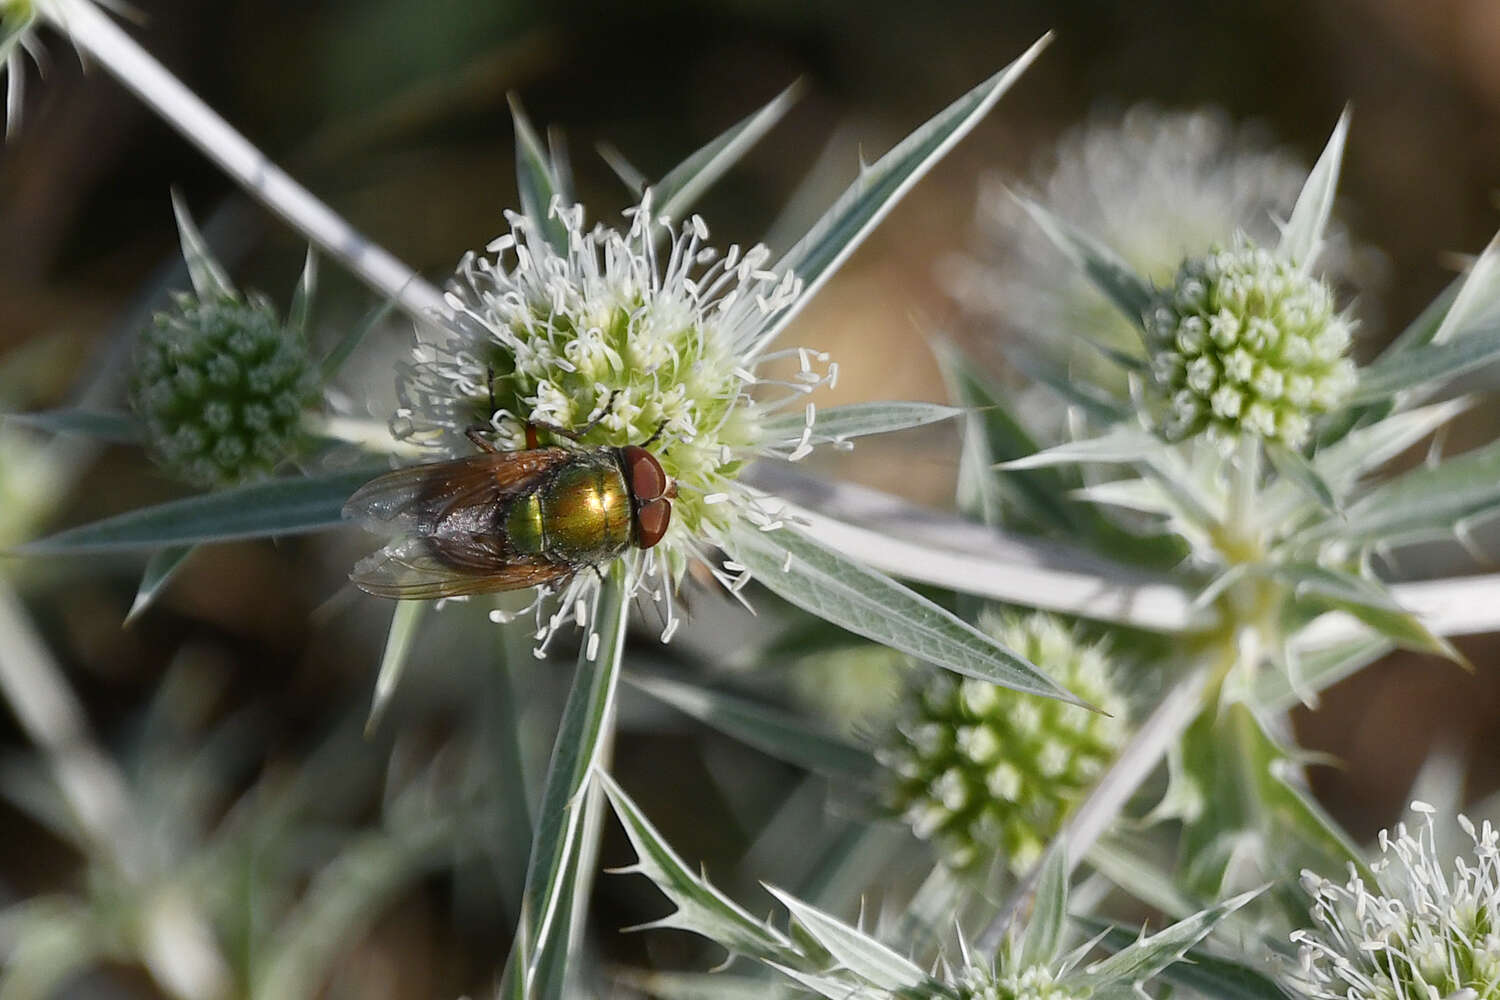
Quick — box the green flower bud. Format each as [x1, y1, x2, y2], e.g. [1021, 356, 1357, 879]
[954, 963, 1084, 1000]
[130, 292, 317, 488]
[879, 613, 1129, 873]
[1145, 238, 1355, 449]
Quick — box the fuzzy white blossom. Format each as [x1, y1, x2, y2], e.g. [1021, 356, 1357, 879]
[1293, 802, 1500, 1000]
[393, 195, 835, 647]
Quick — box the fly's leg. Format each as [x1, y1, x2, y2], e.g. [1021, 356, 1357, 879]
[640, 418, 670, 448]
[464, 365, 505, 453]
[465, 427, 501, 453]
[529, 389, 622, 444]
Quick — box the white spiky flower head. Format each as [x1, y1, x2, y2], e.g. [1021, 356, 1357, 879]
[1144, 236, 1357, 450]
[1292, 801, 1500, 1000]
[394, 193, 832, 645]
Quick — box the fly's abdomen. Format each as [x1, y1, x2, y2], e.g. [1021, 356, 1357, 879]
[539, 456, 632, 561]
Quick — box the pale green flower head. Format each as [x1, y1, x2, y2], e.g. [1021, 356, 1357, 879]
[1293, 802, 1500, 1000]
[396, 194, 821, 601]
[1146, 237, 1357, 449]
[132, 291, 318, 488]
[880, 612, 1129, 872]
[129, 197, 320, 488]
[946, 106, 1370, 387]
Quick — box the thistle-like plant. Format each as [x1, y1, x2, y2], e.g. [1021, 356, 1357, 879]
[602, 770, 1260, 1000]
[1004, 111, 1500, 693]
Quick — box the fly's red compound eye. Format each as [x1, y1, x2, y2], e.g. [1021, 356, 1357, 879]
[635, 498, 671, 549]
[622, 445, 668, 502]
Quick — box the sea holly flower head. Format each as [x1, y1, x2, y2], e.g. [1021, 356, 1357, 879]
[1292, 802, 1500, 1000]
[130, 197, 320, 488]
[945, 106, 1370, 388]
[1145, 237, 1357, 450]
[879, 612, 1128, 872]
[396, 192, 824, 602]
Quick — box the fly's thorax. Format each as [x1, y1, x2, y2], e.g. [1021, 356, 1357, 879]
[502, 448, 633, 563]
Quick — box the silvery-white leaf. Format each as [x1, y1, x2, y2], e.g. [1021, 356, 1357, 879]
[760, 400, 961, 451]
[764, 886, 929, 992]
[509, 96, 570, 255]
[749, 35, 1051, 355]
[721, 519, 1089, 705]
[598, 770, 797, 960]
[1277, 110, 1349, 271]
[653, 84, 800, 222]
[170, 190, 235, 300]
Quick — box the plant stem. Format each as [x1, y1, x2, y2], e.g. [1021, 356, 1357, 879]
[47, 0, 447, 320]
[499, 561, 629, 998]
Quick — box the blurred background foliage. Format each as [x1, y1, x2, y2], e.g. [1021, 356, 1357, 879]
[3, 0, 1500, 995]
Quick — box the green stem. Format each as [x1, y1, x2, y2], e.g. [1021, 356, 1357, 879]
[47, 0, 446, 320]
[499, 561, 630, 999]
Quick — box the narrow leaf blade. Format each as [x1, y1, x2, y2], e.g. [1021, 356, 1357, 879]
[288, 247, 317, 335]
[508, 563, 629, 996]
[170, 190, 235, 299]
[625, 673, 875, 779]
[721, 520, 1087, 706]
[17, 468, 384, 554]
[759, 401, 961, 449]
[655, 84, 800, 222]
[364, 599, 428, 735]
[1070, 888, 1259, 990]
[1322, 438, 1500, 548]
[1277, 110, 1349, 271]
[1018, 841, 1068, 968]
[598, 770, 795, 961]
[1083, 921, 1294, 1000]
[1352, 319, 1500, 402]
[1012, 193, 1155, 328]
[509, 96, 570, 255]
[124, 545, 195, 625]
[765, 885, 928, 991]
[2, 409, 142, 444]
[754, 36, 1050, 351]
[320, 298, 397, 384]
[1265, 442, 1337, 513]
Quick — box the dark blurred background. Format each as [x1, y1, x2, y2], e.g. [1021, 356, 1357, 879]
[2, 0, 1500, 995]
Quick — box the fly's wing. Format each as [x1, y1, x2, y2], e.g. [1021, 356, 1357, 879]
[350, 536, 574, 599]
[342, 448, 573, 536]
